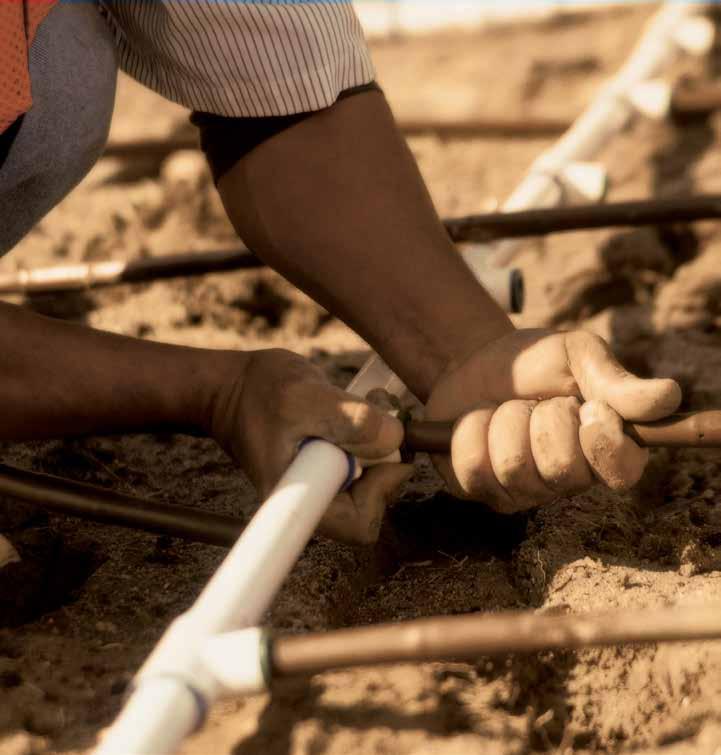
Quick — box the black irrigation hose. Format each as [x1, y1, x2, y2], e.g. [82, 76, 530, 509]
[3, 413, 721, 547]
[2, 195, 721, 296]
[443, 194, 721, 243]
[0, 464, 242, 547]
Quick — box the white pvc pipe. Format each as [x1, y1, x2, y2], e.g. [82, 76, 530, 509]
[95, 440, 352, 755]
[485, 2, 710, 266]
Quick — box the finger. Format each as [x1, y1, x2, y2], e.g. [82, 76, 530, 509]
[488, 400, 557, 511]
[530, 397, 594, 494]
[318, 463, 414, 545]
[579, 400, 649, 490]
[565, 331, 681, 421]
[293, 383, 404, 459]
[439, 403, 516, 513]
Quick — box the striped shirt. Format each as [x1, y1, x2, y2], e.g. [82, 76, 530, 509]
[98, 1, 376, 117]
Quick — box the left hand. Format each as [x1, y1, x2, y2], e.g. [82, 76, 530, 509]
[425, 329, 682, 513]
[207, 348, 412, 544]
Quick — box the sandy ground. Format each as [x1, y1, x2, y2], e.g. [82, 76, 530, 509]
[6, 4, 721, 753]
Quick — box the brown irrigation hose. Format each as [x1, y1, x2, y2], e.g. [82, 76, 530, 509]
[0, 464, 242, 547]
[0, 248, 264, 295]
[405, 411, 721, 454]
[3, 412, 721, 547]
[99, 79, 721, 162]
[269, 604, 721, 677]
[102, 116, 571, 161]
[444, 194, 721, 244]
[3, 196, 721, 297]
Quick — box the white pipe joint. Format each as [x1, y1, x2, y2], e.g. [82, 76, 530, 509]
[200, 627, 270, 696]
[627, 79, 673, 120]
[673, 15, 715, 56]
[96, 440, 354, 755]
[559, 162, 608, 203]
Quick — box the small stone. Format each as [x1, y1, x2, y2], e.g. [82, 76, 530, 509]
[679, 562, 695, 577]
[95, 621, 118, 634]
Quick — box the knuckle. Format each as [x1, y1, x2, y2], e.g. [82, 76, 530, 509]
[556, 395, 582, 413]
[566, 329, 606, 350]
[500, 398, 536, 416]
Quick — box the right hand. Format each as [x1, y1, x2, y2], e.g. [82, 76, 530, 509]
[426, 329, 682, 513]
[207, 348, 412, 544]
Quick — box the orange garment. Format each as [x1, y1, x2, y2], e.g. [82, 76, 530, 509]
[0, 0, 58, 135]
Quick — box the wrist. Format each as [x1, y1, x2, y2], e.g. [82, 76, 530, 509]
[183, 348, 253, 440]
[435, 321, 516, 390]
[383, 314, 515, 402]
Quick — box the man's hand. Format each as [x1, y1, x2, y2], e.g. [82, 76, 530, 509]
[208, 348, 412, 544]
[426, 329, 682, 513]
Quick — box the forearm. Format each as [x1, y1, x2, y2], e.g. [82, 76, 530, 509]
[217, 90, 513, 401]
[0, 302, 234, 440]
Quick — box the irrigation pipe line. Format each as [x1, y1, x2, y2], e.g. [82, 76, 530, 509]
[100, 77, 721, 163]
[0, 464, 243, 547]
[102, 116, 571, 161]
[474, 3, 714, 269]
[444, 193, 721, 243]
[3, 411, 718, 549]
[5, 194, 721, 309]
[208, 604, 721, 691]
[0, 247, 523, 315]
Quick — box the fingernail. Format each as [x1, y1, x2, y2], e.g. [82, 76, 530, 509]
[579, 400, 600, 427]
[579, 399, 613, 427]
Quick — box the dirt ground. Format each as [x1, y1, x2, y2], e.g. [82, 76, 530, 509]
[7, 4, 721, 753]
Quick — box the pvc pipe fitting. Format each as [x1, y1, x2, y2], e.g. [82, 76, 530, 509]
[674, 16, 715, 56]
[96, 440, 354, 755]
[627, 79, 673, 120]
[200, 627, 270, 696]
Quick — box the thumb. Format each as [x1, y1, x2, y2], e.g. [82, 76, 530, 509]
[318, 463, 414, 545]
[565, 331, 681, 421]
[304, 385, 404, 460]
